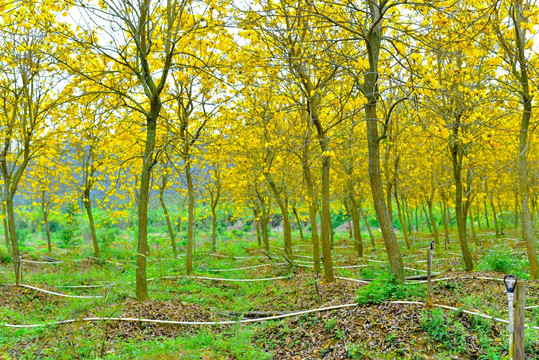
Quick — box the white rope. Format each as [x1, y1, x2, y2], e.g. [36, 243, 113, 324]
[206, 263, 287, 272]
[334, 264, 368, 269]
[20, 259, 62, 264]
[18, 284, 103, 299]
[525, 305, 539, 310]
[183, 275, 287, 282]
[3, 300, 538, 330]
[336, 276, 371, 284]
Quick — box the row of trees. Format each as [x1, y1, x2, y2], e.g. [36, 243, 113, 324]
[0, 0, 538, 301]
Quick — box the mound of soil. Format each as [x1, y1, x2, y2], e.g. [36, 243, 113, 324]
[88, 299, 223, 340]
[254, 302, 503, 360]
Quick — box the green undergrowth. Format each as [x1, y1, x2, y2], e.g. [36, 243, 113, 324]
[356, 272, 424, 304]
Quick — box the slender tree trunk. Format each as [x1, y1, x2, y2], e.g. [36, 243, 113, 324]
[498, 196, 505, 235]
[488, 194, 499, 237]
[451, 132, 473, 271]
[476, 204, 482, 229]
[160, 197, 176, 256]
[211, 205, 217, 251]
[254, 213, 261, 248]
[395, 192, 411, 249]
[6, 196, 20, 284]
[186, 161, 195, 275]
[426, 199, 439, 245]
[405, 200, 413, 234]
[360, 206, 375, 249]
[365, 100, 404, 282]
[135, 117, 156, 301]
[512, 10, 539, 277]
[261, 214, 269, 251]
[319, 148, 334, 282]
[83, 197, 99, 257]
[469, 205, 479, 246]
[304, 159, 320, 273]
[440, 200, 450, 250]
[43, 209, 52, 253]
[292, 204, 305, 243]
[514, 192, 519, 230]
[484, 198, 490, 229]
[344, 199, 353, 239]
[267, 180, 293, 257]
[1, 200, 9, 252]
[422, 203, 433, 234]
[415, 206, 419, 231]
[349, 196, 363, 257]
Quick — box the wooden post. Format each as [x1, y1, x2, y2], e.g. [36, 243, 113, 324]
[512, 282, 525, 360]
[426, 241, 434, 308]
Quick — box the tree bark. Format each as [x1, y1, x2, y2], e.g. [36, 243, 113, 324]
[302, 146, 321, 273]
[1, 200, 9, 252]
[83, 193, 99, 257]
[319, 150, 334, 282]
[349, 195, 363, 257]
[440, 200, 450, 250]
[186, 160, 195, 275]
[359, 206, 375, 249]
[426, 198, 439, 245]
[159, 188, 176, 256]
[135, 115, 156, 302]
[292, 204, 305, 243]
[395, 192, 411, 249]
[422, 202, 433, 234]
[469, 204, 479, 246]
[267, 179, 293, 257]
[450, 117, 473, 271]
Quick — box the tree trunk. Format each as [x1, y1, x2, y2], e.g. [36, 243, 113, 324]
[43, 210, 52, 253]
[135, 118, 155, 301]
[422, 203, 433, 234]
[319, 149, 334, 282]
[365, 99, 404, 282]
[303, 151, 321, 273]
[469, 204, 479, 246]
[440, 200, 450, 250]
[1, 200, 9, 252]
[484, 198, 490, 229]
[513, 10, 539, 277]
[261, 213, 269, 251]
[267, 179, 293, 257]
[405, 200, 413, 234]
[186, 161, 195, 275]
[255, 218, 261, 247]
[159, 194, 176, 256]
[514, 192, 519, 230]
[451, 130, 473, 271]
[292, 204, 305, 243]
[6, 196, 20, 284]
[395, 192, 411, 249]
[344, 199, 353, 240]
[349, 196, 363, 257]
[488, 194, 499, 237]
[360, 206, 375, 249]
[212, 205, 218, 251]
[498, 196, 505, 235]
[415, 206, 419, 231]
[426, 199, 439, 245]
[83, 196, 99, 257]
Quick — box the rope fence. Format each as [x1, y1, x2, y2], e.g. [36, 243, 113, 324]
[2, 300, 538, 330]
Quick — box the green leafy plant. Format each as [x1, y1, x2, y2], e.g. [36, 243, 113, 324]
[356, 273, 408, 304]
[421, 308, 467, 352]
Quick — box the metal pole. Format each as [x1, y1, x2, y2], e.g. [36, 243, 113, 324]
[508, 292, 514, 359]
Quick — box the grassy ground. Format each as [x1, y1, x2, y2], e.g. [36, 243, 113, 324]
[0, 227, 538, 359]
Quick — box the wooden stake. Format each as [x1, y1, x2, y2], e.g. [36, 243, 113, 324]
[512, 282, 525, 360]
[426, 241, 434, 309]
